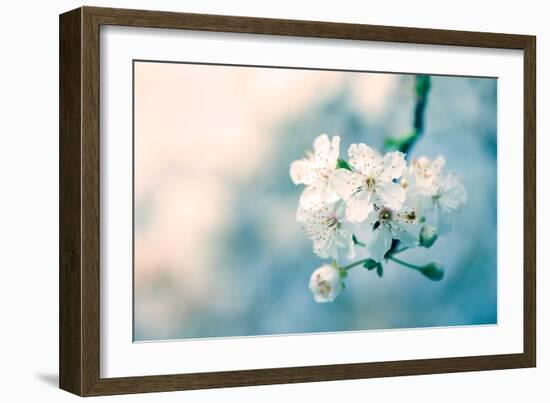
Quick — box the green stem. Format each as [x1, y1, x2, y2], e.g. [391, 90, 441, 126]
[387, 255, 423, 271]
[383, 75, 431, 155]
[340, 258, 372, 271]
[389, 246, 409, 255]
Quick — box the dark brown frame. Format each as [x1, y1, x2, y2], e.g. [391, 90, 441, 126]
[60, 6, 536, 397]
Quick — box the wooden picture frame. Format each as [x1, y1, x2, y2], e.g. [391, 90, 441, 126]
[59, 6, 536, 396]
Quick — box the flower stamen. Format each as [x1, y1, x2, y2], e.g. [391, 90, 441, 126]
[365, 176, 376, 191]
[379, 208, 392, 222]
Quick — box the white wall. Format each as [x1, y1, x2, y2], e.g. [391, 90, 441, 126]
[0, 0, 545, 401]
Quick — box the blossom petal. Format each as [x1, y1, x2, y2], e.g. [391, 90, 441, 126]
[334, 230, 356, 260]
[345, 191, 373, 223]
[329, 169, 362, 200]
[435, 207, 453, 235]
[438, 174, 467, 210]
[312, 134, 340, 170]
[296, 201, 314, 222]
[313, 236, 333, 259]
[379, 151, 406, 181]
[291, 135, 340, 187]
[393, 220, 420, 248]
[299, 180, 338, 206]
[334, 200, 348, 221]
[313, 133, 331, 154]
[363, 209, 381, 231]
[345, 237, 356, 260]
[432, 155, 446, 173]
[290, 159, 315, 185]
[366, 226, 393, 262]
[375, 181, 406, 211]
[327, 135, 341, 168]
[348, 143, 382, 176]
[299, 184, 323, 206]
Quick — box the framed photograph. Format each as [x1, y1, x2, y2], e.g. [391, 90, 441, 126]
[59, 6, 536, 396]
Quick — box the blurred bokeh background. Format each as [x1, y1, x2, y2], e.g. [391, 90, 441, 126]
[133, 61, 497, 341]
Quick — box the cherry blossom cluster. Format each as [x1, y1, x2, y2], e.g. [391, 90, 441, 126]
[290, 134, 467, 303]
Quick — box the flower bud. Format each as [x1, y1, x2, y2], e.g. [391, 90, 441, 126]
[309, 264, 343, 303]
[419, 225, 438, 248]
[420, 262, 444, 281]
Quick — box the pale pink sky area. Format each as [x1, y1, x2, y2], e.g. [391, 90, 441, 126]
[134, 61, 397, 336]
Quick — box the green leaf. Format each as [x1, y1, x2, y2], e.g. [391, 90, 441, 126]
[383, 130, 418, 153]
[383, 137, 400, 149]
[363, 259, 378, 270]
[376, 263, 384, 278]
[336, 158, 352, 171]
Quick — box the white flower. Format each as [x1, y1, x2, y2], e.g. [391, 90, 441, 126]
[297, 200, 355, 260]
[290, 134, 340, 204]
[401, 155, 445, 213]
[404, 156, 446, 189]
[402, 156, 467, 234]
[431, 173, 467, 234]
[330, 143, 406, 223]
[361, 205, 421, 262]
[309, 264, 343, 303]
